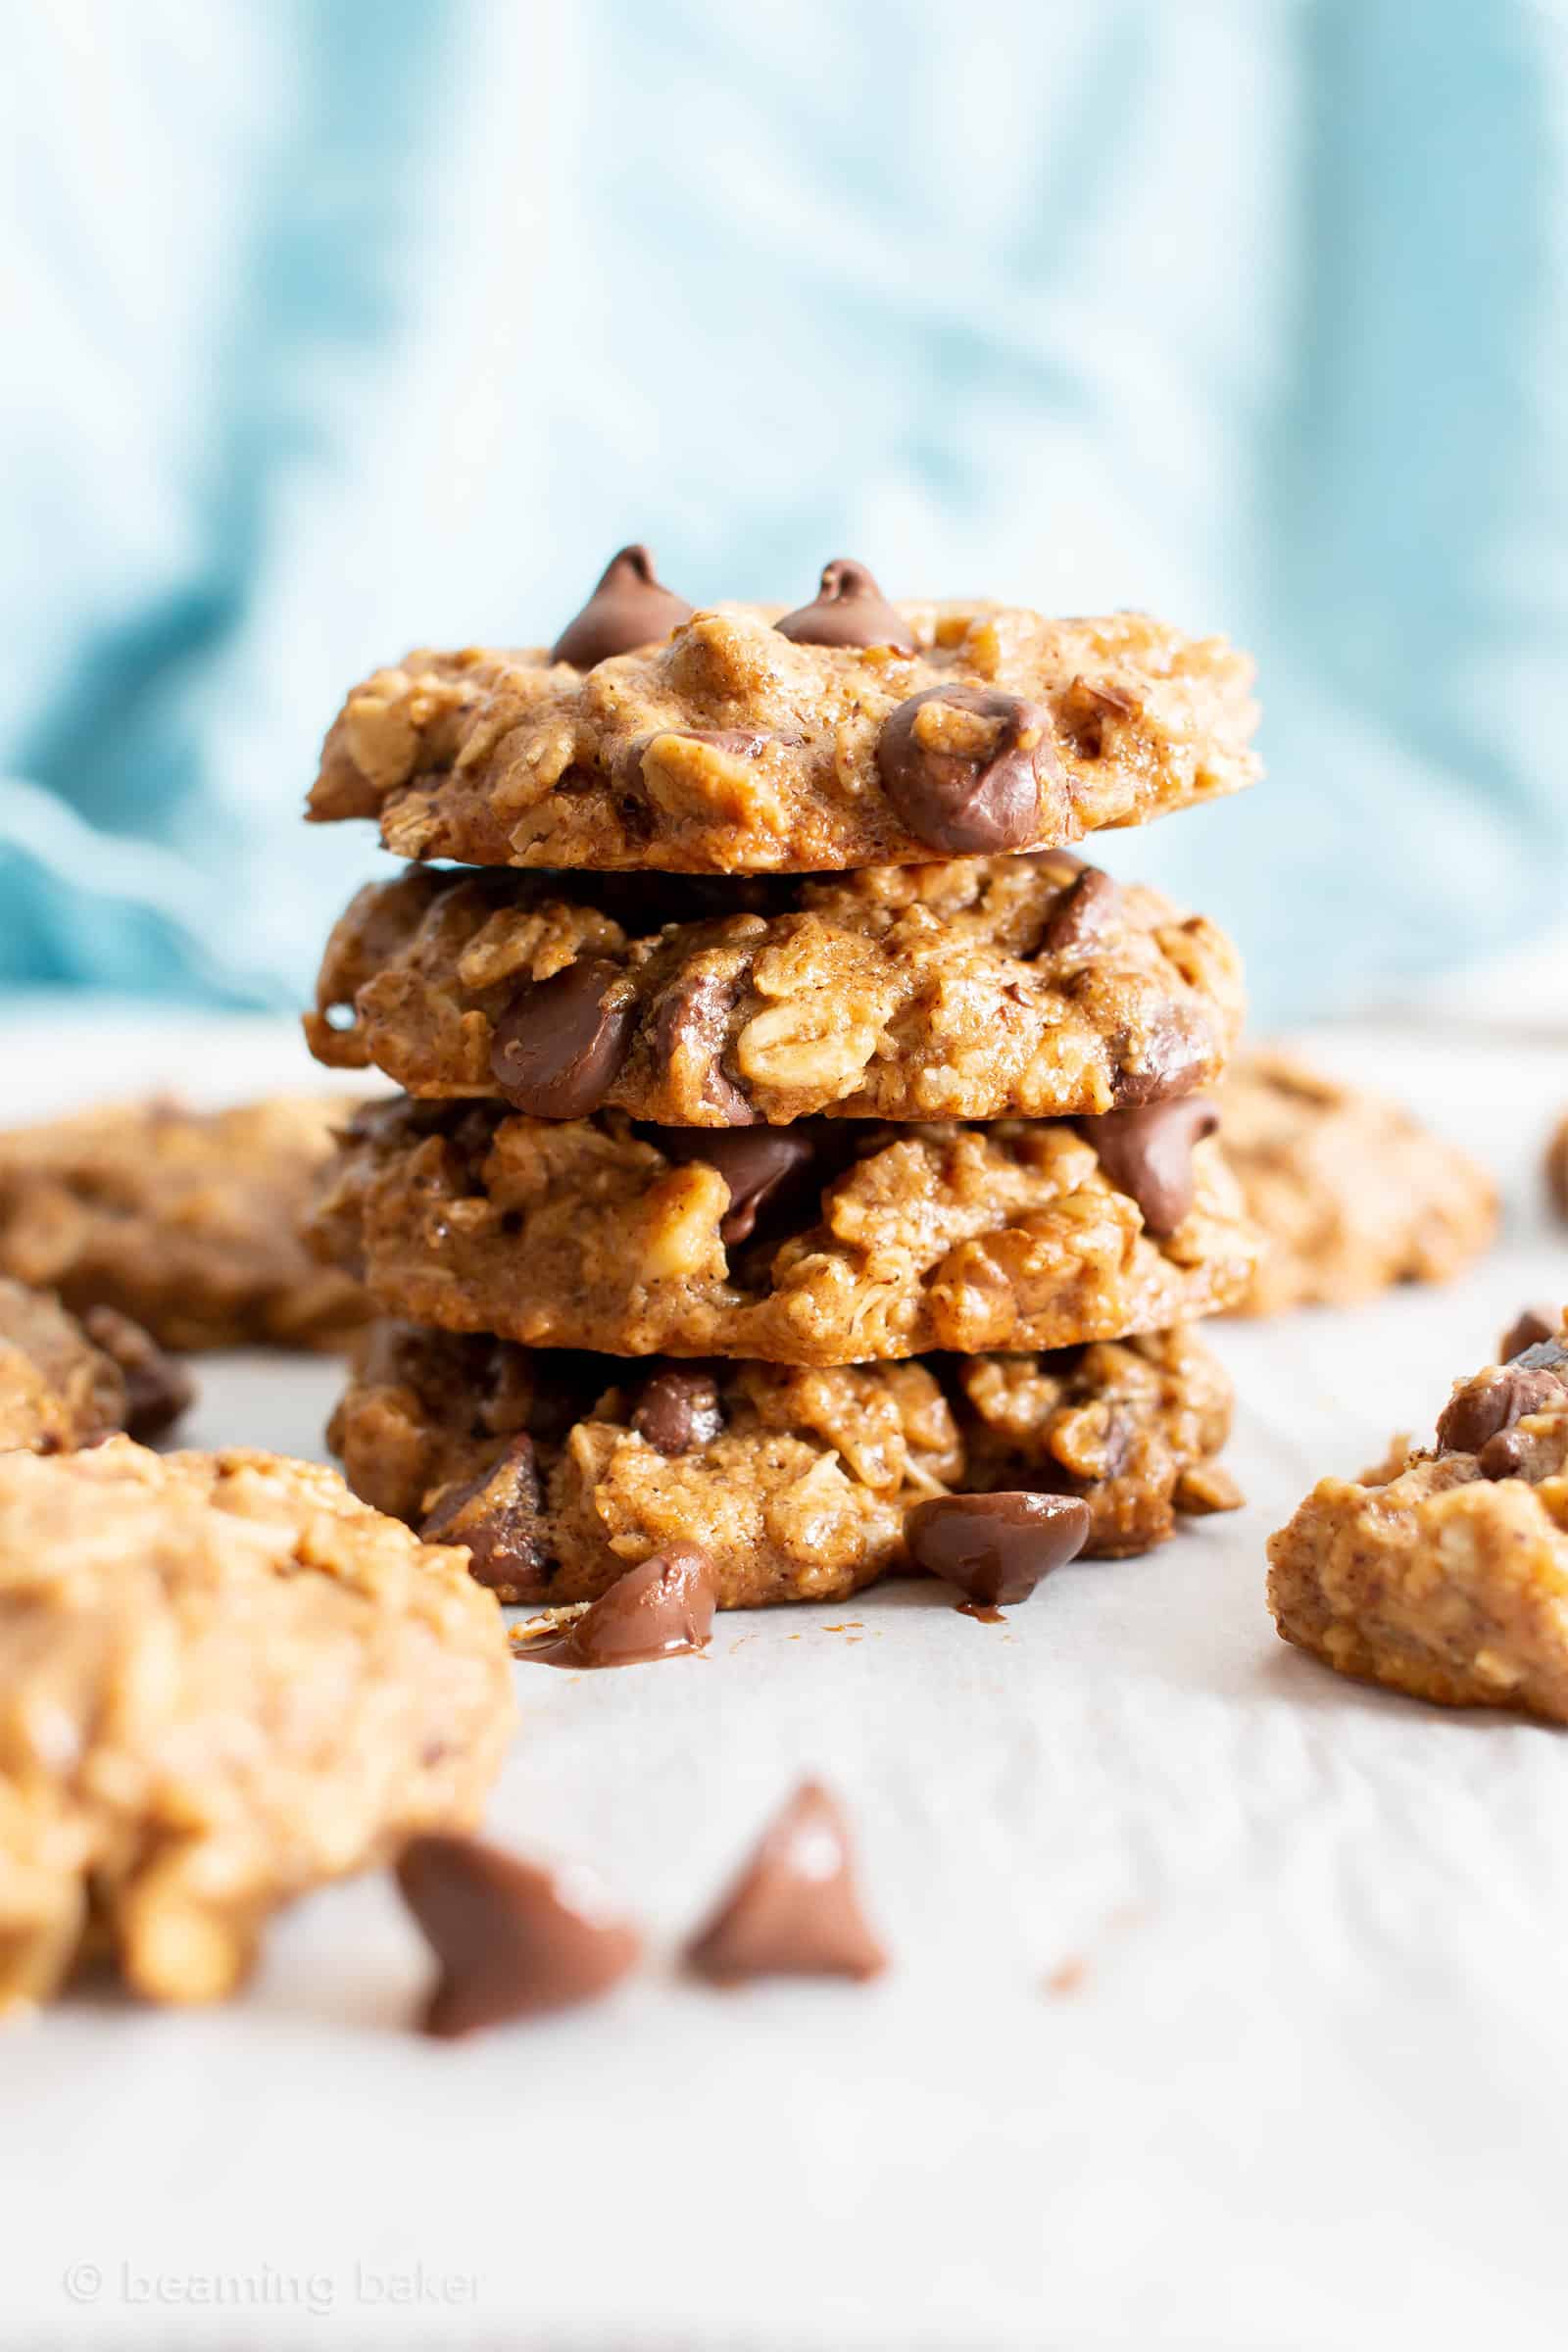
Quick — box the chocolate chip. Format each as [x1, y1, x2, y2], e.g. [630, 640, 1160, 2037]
[1108, 1010, 1211, 1110]
[875, 684, 1061, 855]
[631, 1366, 725, 1454]
[490, 957, 634, 1118]
[684, 1781, 887, 1985]
[550, 544, 694, 668]
[1079, 1097, 1219, 1237]
[81, 1305, 194, 1442]
[1037, 864, 1118, 959]
[1500, 1305, 1561, 1362]
[648, 1125, 821, 1247]
[775, 560, 916, 653]
[419, 1435, 549, 1598]
[650, 968, 754, 1125]
[1436, 1359, 1568, 1458]
[397, 1835, 642, 2036]
[904, 1491, 1091, 1606]
[514, 1543, 718, 1671]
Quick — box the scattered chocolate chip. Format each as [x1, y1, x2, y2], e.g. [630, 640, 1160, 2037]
[631, 1365, 725, 1453]
[1500, 1305, 1561, 1362]
[514, 1543, 718, 1671]
[81, 1305, 194, 1442]
[875, 684, 1061, 855]
[775, 560, 916, 653]
[419, 1436, 549, 1598]
[550, 544, 694, 668]
[1436, 1359, 1568, 1458]
[650, 968, 755, 1125]
[648, 1125, 821, 1248]
[490, 957, 634, 1119]
[1037, 863, 1118, 959]
[1079, 1097, 1219, 1237]
[685, 1781, 887, 1985]
[397, 1835, 642, 2036]
[904, 1491, 1091, 1606]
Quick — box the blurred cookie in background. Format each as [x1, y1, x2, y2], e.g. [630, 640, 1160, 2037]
[0, 1277, 191, 1453]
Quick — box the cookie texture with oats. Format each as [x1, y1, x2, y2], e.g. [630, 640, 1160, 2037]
[0, 1278, 191, 1452]
[0, 1440, 513, 2010]
[306, 854, 1245, 1127]
[309, 1100, 1259, 1366]
[329, 1321, 1237, 1608]
[306, 602, 1259, 875]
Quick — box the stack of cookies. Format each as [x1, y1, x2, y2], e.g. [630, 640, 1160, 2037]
[303, 550, 1262, 1613]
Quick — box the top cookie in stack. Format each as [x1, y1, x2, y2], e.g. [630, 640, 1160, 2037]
[304, 551, 1261, 1611]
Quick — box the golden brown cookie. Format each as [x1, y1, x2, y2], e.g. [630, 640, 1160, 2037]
[330, 1321, 1238, 1608]
[1267, 1334, 1568, 1720]
[1545, 1112, 1568, 1221]
[1217, 1050, 1496, 1314]
[0, 1440, 514, 2010]
[0, 1278, 191, 1452]
[306, 587, 1258, 875]
[306, 854, 1245, 1127]
[309, 1099, 1259, 1366]
[0, 1097, 369, 1350]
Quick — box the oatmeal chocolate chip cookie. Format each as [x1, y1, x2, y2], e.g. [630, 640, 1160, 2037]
[0, 1097, 369, 1351]
[306, 586, 1259, 875]
[328, 1320, 1237, 1607]
[310, 1099, 1259, 1366]
[0, 1279, 191, 1453]
[1217, 1050, 1496, 1314]
[306, 855, 1245, 1127]
[1545, 1113, 1568, 1222]
[1267, 1335, 1568, 1720]
[0, 1440, 514, 2010]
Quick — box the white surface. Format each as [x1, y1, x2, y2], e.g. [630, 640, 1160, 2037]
[8, 1007, 1568, 2352]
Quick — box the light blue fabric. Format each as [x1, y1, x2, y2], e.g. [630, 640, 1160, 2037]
[3, 0, 1565, 1022]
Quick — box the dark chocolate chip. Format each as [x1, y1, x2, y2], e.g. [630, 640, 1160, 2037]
[904, 1491, 1091, 1606]
[550, 544, 694, 668]
[490, 957, 634, 1118]
[650, 968, 755, 1125]
[684, 1781, 887, 1985]
[81, 1305, 194, 1442]
[631, 1366, 725, 1454]
[1079, 1097, 1219, 1237]
[648, 1125, 821, 1248]
[397, 1835, 642, 2036]
[1037, 863, 1118, 959]
[419, 1435, 549, 1598]
[775, 560, 916, 653]
[875, 684, 1061, 855]
[1499, 1306, 1561, 1362]
[514, 1543, 718, 1671]
[1436, 1361, 1568, 1458]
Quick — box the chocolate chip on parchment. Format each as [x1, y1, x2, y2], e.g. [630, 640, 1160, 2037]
[550, 544, 694, 669]
[490, 957, 634, 1118]
[1499, 1305, 1561, 1363]
[1037, 863, 1118, 959]
[514, 1543, 718, 1672]
[419, 1435, 549, 1597]
[775, 560, 916, 653]
[631, 1365, 725, 1454]
[1079, 1097, 1219, 1238]
[684, 1781, 887, 1985]
[875, 684, 1061, 855]
[904, 1491, 1091, 1606]
[397, 1835, 642, 2036]
[1436, 1357, 1568, 1459]
[648, 1125, 821, 1248]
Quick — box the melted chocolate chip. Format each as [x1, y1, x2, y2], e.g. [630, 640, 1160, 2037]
[490, 957, 634, 1118]
[1079, 1097, 1219, 1237]
[648, 1125, 821, 1248]
[1108, 1011, 1210, 1110]
[875, 684, 1061, 855]
[1436, 1356, 1568, 1458]
[775, 559, 916, 653]
[419, 1436, 549, 1598]
[1500, 1306, 1561, 1363]
[905, 1491, 1091, 1606]
[550, 544, 694, 668]
[514, 1543, 718, 1671]
[631, 1366, 725, 1454]
[1037, 863, 1118, 959]
[650, 968, 754, 1125]
[81, 1305, 194, 1442]
[684, 1781, 887, 1985]
[397, 1835, 642, 2036]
